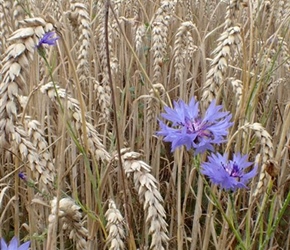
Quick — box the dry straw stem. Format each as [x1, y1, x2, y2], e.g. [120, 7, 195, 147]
[121, 150, 169, 250]
[48, 197, 88, 250]
[40, 82, 111, 162]
[202, 0, 242, 105]
[105, 199, 126, 250]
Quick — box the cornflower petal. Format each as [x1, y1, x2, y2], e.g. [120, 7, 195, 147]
[201, 152, 257, 191]
[37, 31, 59, 48]
[9, 237, 18, 249]
[1, 238, 8, 250]
[0, 237, 30, 250]
[18, 241, 31, 250]
[157, 97, 233, 153]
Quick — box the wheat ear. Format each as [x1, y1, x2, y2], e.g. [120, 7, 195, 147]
[122, 150, 169, 250]
[0, 17, 55, 186]
[67, 0, 91, 88]
[202, 0, 242, 105]
[105, 199, 126, 250]
[25, 118, 55, 188]
[40, 82, 110, 162]
[243, 123, 274, 197]
[151, 0, 176, 84]
[48, 197, 88, 250]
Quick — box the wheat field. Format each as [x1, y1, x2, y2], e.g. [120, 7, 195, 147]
[0, 0, 290, 249]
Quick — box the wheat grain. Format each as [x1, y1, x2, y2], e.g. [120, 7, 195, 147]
[13, 125, 51, 186]
[121, 150, 169, 250]
[0, 17, 54, 146]
[274, 0, 286, 28]
[243, 122, 274, 163]
[105, 199, 126, 250]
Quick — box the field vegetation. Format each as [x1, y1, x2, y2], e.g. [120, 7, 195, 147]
[0, 0, 290, 249]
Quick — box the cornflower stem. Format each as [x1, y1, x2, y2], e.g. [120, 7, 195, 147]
[176, 148, 184, 250]
[251, 179, 273, 246]
[190, 154, 205, 250]
[259, 181, 290, 249]
[202, 176, 246, 250]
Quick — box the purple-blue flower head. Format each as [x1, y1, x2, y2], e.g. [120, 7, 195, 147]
[0, 236, 30, 250]
[37, 31, 59, 48]
[201, 152, 257, 191]
[18, 172, 27, 181]
[157, 98, 233, 153]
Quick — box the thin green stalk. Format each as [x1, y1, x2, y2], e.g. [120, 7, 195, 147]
[260, 190, 290, 249]
[203, 179, 247, 250]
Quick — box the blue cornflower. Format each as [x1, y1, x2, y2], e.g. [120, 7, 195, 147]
[0, 236, 30, 250]
[201, 152, 257, 191]
[157, 98, 233, 153]
[37, 31, 59, 48]
[18, 172, 27, 181]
